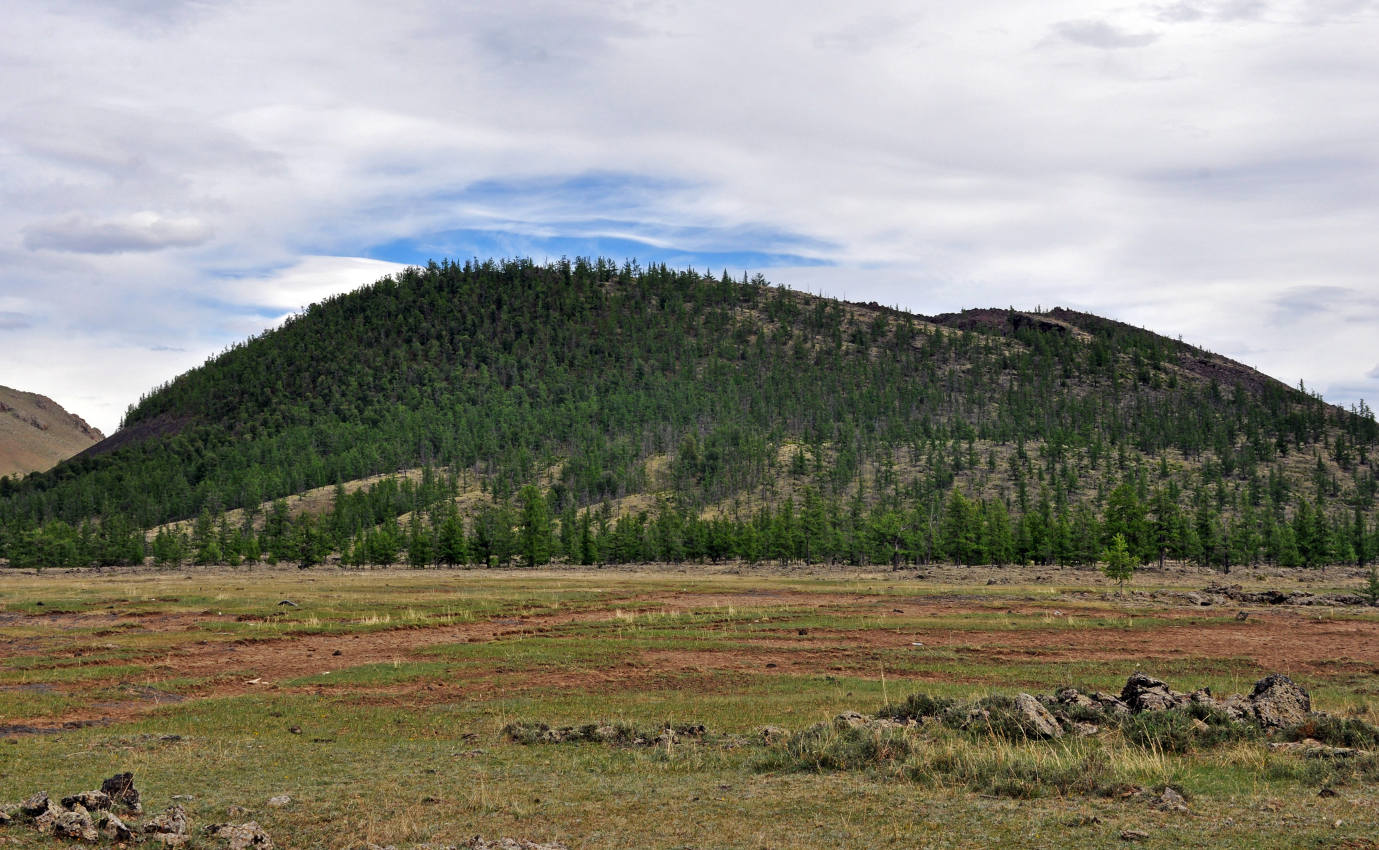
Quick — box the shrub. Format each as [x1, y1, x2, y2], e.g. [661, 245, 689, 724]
[1118, 708, 1257, 753]
[876, 692, 956, 722]
[1283, 715, 1379, 749]
[755, 723, 914, 773]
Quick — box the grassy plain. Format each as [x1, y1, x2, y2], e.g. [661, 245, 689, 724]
[2, 564, 1378, 849]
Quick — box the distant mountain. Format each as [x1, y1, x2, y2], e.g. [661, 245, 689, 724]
[2, 258, 1376, 569]
[0, 386, 103, 478]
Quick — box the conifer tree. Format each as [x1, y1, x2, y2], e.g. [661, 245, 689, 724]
[1101, 533, 1135, 592]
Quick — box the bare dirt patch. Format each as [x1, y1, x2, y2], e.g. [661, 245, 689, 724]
[5, 575, 1378, 731]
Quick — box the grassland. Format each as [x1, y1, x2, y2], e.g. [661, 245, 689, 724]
[2, 563, 1378, 848]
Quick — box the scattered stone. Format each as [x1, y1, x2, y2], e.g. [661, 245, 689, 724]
[1072, 722, 1099, 736]
[227, 805, 252, 818]
[1318, 787, 1338, 798]
[797, 628, 808, 636]
[1055, 688, 1098, 711]
[1236, 611, 1249, 621]
[288, 725, 302, 735]
[98, 811, 133, 841]
[33, 808, 59, 836]
[1014, 692, 1063, 739]
[207, 821, 275, 850]
[1092, 692, 1132, 715]
[1249, 673, 1310, 729]
[53, 804, 98, 842]
[1120, 829, 1150, 842]
[19, 792, 52, 818]
[145, 803, 188, 837]
[277, 600, 298, 608]
[757, 726, 790, 743]
[1153, 787, 1189, 813]
[332, 649, 342, 656]
[62, 791, 112, 812]
[101, 772, 142, 814]
[1267, 740, 1360, 758]
[1120, 672, 1188, 712]
[0, 810, 10, 826]
[461, 838, 570, 850]
[266, 795, 292, 808]
[833, 711, 868, 728]
[1185, 591, 1214, 606]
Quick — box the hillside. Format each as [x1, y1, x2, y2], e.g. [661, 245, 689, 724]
[2, 257, 1377, 569]
[0, 386, 103, 478]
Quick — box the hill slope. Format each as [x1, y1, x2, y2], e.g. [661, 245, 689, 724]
[0, 386, 103, 478]
[2, 257, 1376, 569]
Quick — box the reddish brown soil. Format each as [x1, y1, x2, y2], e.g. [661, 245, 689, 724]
[5, 591, 1377, 732]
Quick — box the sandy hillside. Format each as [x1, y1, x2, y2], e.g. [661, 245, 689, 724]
[0, 385, 103, 477]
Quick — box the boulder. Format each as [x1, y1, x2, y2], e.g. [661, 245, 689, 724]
[461, 839, 571, 850]
[757, 725, 790, 743]
[19, 791, 52, 818]
[101, 773, 142, 814]
[1014, 693, 1064, 739]
[53, 805, 99, 842]
[1120, 673, 1187, 712]
[1055, 688, 1099, 711]
[1249, 674, 1310, 729]
[1092, 692, 1131, 715]
[1153, 787, 1189, 813]
[208, 821, 275, 850]
[62, 790, 113, 812]
[99, 811, 134, 841]
[145, 804, 188, 837]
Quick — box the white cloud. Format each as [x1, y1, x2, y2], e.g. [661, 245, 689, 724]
[223, 255, 409, 315]
[23, 212, 212, 254]
[0, 0, 1376, 433]
[1053, 19, 1161, 48]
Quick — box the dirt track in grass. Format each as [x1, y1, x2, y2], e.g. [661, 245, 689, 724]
[6, 577, 1378, 734]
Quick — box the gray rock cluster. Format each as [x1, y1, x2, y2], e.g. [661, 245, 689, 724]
[366, 839, 568, 850]
[1114, 671, 1311, 729]
[1, 774, 272, 849]
[1195, 584, 1367, 607]
[821, 672, 1328, 743]
[503, 720, 706, 747]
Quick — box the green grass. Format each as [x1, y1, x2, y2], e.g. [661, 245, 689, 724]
[1, 566, 1377, 848]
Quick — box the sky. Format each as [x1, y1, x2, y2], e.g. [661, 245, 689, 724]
[2, 0, 1378, 435]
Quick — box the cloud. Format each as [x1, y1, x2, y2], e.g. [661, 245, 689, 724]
[0, 311, 33, 330]
[1, 0, 1378, 432]
[1053, 19, 1160, 48]
[1369, 364, 1379, 380]
[23, 213, 212, 254]
[221, 255, 408, 315]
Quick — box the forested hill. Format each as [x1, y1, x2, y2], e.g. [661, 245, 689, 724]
[2, 257, 1377, 570]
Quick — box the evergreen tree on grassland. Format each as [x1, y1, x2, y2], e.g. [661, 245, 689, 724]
[1101, 533, 1135, 592]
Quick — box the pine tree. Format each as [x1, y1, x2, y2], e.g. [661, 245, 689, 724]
[1101, 533, 1135, 592]
[517, 485, 553, 567]
[407, 513, 434, 568]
